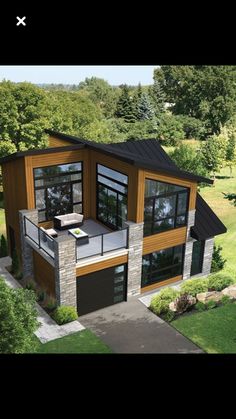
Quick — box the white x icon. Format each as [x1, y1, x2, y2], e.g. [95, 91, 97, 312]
[16, 16, 26, 26]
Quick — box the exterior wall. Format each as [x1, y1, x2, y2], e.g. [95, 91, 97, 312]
[54, 235, 77, 307]
[143, 226, 187, 255]
[48, 136, 73, 148]
[19, 209, 39, 279]
[2, 158, 28, 257]
[201, 237, 214, 276]
[76, 254, 128, 276]
[33, 250, 55, 297]
[125, 221, 144, 297]
[183, 209, 196, 280]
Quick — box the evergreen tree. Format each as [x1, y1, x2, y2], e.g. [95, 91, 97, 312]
[137, 92, 155, 120]
[149, 78, 166, 116]
[115, 85, 136, 122]
[133, 83, 142, 119]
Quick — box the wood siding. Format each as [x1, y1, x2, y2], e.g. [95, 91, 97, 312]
[76, 254, 128, 277]
[48, 135, 73, 148]
[89, 150, 139, 222]
[141, 275, 182, 293]
[143, 226, 187, 255]
[1, 157, 28, 256]
[33, 250, 55, 297]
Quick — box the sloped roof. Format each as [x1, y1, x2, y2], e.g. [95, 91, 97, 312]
[0, 130, 213, 184]
[191, 193, 227, 240]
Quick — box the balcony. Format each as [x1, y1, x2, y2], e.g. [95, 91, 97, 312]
[24, 217, 128, 262]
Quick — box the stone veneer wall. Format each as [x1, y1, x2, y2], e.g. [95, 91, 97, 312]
[124, 221, 144, 297]
[201, 237, 214, 276]
[183, 209, 195, 280]
[19, 209, 39, 279]
[54, 235, 77, 307]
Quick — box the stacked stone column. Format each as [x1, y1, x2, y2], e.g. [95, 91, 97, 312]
[182, 209, 195, 280]
[124, 221, 144, 297]
[54, 235, 77, 307]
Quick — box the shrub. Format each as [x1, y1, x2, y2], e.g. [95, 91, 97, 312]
[211, 244, 226, 273]
[52, 306, 78, 325]
[149, 287, 179, 315]
[180, 278, 209, 297]
[25, 281, 36, 292]
[36, 290, 45, 302]
[174, 293, 196, 314]
[0, 235, 8, 257]
[208, 273, 234, 291]
[195, 301, 207, 312]
[45, 297, 57, 312]
[169, 144, 209, 178]
[162, 309, 176, 322]
[205, 300, 217, 310]
[221, 295, 232, 305]
[11, 249, 20, 276]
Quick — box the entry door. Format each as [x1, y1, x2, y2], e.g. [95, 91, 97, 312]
[77, 264, 127, 316]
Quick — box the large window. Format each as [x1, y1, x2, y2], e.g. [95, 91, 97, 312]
[144, 179, 189, 236]
[34, 162, 83, 222]
[142, 245, 184, 288]
[191, 240, 205, 276]
[97, 164, 128, 230]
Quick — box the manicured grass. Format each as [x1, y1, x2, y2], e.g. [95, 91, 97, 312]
[34, 329, 112, 354]
[200, 165, 236, 276]
[172, 303, 236, 353]
[0, 209, 6, 237]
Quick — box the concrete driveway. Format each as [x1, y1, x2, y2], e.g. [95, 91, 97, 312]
[79, 298, 203, 353]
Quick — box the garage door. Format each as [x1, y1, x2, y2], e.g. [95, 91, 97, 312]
[77, 264, 127, 316]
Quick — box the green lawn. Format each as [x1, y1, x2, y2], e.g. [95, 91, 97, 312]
[0, 208, 6, 237]
[172, 303, 236, 353]
[34, 329, 112, 354]
[200, 165, 236, 275]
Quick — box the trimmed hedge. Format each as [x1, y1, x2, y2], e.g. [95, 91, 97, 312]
[180, 278, 209, 297]
[52, 306, 78, 325]
[149, 288, 179, 315]
[208, 273, 234, 291]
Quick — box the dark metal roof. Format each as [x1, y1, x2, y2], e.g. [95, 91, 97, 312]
[108, 139, 178, 168]
[0, 129, 213, 184]
[191, 193, 227, 240]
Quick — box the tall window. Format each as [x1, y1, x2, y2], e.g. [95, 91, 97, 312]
[97, 164, 128, 230]
[34, 162, 83, 222]
[144, 179, 189, 236]
[190, 240, 205, 276]
[142, 245, 184, 288]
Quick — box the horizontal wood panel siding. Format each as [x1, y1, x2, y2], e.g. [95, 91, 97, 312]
[89, 150, 139, 222]
[33, 250, 55, 297]
[48, 136, 73, 148]
[76, 254, 128, 277]
[1, 158, 28, 256]
[25, 149, 90, 218]
[141, 275, 182, 293]
[143, 226, 187, 255]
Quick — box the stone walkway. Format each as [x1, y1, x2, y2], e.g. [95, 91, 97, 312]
[0, 257, 85, 343]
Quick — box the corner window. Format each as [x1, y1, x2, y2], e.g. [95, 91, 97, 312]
[190, 240, 205, 276]
[144, 179, 189, 236]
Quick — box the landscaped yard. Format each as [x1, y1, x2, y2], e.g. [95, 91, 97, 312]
[33, 329, 112, 354]
[172, 302, 236, 353]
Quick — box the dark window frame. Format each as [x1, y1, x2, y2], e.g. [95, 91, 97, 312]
[96, 163, 128, 231]
[33, 161, 83, 222]
[141, 245, 185, 288]
[144, 178, 190, 236]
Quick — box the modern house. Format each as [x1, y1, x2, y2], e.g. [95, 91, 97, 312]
[0, 130, 227, 315]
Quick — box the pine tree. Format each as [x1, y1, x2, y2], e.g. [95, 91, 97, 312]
[149, 78, 166, 116]
[115, 85, 136, 122]
[137, 92, 155, 120]
[133, 83, 142, 120]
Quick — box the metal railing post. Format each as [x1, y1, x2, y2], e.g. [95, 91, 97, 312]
[126, 227, 129, 249]
[38, 227, 41, 249]
[101, 234, 104, 256]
